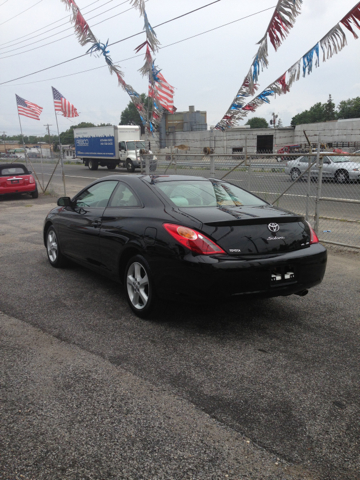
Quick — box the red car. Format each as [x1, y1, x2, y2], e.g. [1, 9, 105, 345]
[0, 163, 38, 198]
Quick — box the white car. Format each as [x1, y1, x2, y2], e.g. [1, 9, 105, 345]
[284, 154, 360, 183]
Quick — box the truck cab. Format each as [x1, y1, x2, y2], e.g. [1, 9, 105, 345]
[119, 140, 152, 172]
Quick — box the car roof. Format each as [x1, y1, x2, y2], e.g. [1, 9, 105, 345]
[0, 163, 29, 172]
[94, 174, 217, 184]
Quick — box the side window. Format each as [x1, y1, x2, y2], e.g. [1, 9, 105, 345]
[108, 182, 141, 207]
[76, 181, 118, 208]
[119, 141, 126, 150]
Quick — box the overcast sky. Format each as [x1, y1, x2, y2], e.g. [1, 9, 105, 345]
[1, 0, 359, 137]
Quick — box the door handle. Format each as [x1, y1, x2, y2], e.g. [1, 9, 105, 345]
[92, 219, 102, 228]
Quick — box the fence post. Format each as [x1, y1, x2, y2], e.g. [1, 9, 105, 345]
[210, 155, 215, 177]
[245, 136, 248, 166]
[305, 154, 312, 221]
[314, 137, 323, 234]
[247, 155, 252, 191]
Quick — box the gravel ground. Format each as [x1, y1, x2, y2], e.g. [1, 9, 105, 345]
[1, 312, 316, 480]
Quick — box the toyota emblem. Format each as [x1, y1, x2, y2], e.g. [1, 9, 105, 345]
[268, 223, 280, 233]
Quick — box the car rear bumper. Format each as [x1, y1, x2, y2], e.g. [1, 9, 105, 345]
[151, 244, 327, 301]
[0, 184, 37, 195]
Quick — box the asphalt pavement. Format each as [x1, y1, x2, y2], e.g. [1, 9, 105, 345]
[1, 187, 360, 480]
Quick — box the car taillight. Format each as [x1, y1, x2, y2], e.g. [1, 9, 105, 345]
[163, 223, 225, 255]
[29, 176, 35, 184]
[306, 221, 319, 244]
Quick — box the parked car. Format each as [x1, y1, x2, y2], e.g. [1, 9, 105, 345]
[276, 144, 305, 162]
[0, 163, 38, 198]
[284, 155, 360, 183]
[43, 175, 327, 317]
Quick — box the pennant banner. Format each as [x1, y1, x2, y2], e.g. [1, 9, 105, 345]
[215, 0, 303, 130]
[341, 2, 360, 39]
[216, 1, 360, 129]
[131, 0, 175, 132]
[60, 0, 149, 128]
[234, 3, 360, 119]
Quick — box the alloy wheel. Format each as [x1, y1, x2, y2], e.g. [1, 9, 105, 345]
[47, 229, 58, 263]
[126, 261, 149, 310]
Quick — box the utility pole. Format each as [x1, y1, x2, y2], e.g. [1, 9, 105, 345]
[44, 124, 52, 158]
[2, 131, 6, 154]
[270, 112, 278, 128]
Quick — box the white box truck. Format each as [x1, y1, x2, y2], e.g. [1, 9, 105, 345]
[74, 125, 156, 172]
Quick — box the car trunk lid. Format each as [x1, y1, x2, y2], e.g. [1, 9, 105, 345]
[170, 205, 310, 255]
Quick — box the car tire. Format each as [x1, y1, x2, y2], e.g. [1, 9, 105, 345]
[335, 170, 349, 184]
[290, 168, 301, 181]
[107, 165, 116, 170]
[46, 226, 67, 268]
[31, 188, 39, 198]
[126, 159, 135, 173]
[88, 160, 98, 170]
[124, 255, 156, 318]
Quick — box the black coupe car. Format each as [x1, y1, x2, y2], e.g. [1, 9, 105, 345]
[43, 175, 327, 317]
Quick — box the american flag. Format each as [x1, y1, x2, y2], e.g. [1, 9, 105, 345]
[16, 94, 43, 121]
[52, 87, 79, 118]
[149, 72, 175, 113]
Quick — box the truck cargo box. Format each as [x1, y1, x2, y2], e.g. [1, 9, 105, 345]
[74, 126, 118, 160]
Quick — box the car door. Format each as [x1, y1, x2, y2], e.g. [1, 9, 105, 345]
[321, 156, 332, 180]
[98, 182, 144, 277]
[57, 180, 118, 266]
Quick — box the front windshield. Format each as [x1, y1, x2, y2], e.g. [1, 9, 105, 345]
[332, 156, 352, 163]
[126, 141, 146, 150]
[155, 180, 267, 208]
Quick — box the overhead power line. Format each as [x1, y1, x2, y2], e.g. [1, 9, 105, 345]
[0, 1, 132, 58]
[0, 6, 275, 87]
[0, 0, 43, 26]
[0, 0, 222, 85]
[0, 0, 115, 48]
[0, 0, 129, 52]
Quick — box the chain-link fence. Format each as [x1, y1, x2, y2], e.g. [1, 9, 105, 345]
[142, 150, 360, 250]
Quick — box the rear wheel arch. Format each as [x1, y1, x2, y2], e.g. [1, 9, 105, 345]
[43, 221, 53, 246]
[118, 247, 142, 284]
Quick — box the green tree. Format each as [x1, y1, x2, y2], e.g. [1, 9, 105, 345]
[336, 97, 360, 119]
[59, 122, 96, 145]
[291, 102, 325, 126]
[119, 94, 151, 127]
[323, 95, 336, 121]
[245, 117, 268, 128]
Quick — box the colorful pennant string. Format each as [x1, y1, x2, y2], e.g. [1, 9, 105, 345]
[131, 0, 175, 132]
[341, 2, 360, 39]
[235, 3, 360, 120]
[215, 0, 303, 130]
[60, 0, 149, 128]
[302, 44, 320, 77]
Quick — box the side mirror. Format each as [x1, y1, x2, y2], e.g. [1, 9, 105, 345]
[57, 197, 73, 207]
[28, 170, 32, 174]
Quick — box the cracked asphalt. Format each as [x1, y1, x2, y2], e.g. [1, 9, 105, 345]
[1, 189, 359, 480]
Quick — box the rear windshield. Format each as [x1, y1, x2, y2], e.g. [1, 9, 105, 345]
[1, 167, 27, 176]
[155, 180, 267, 208]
